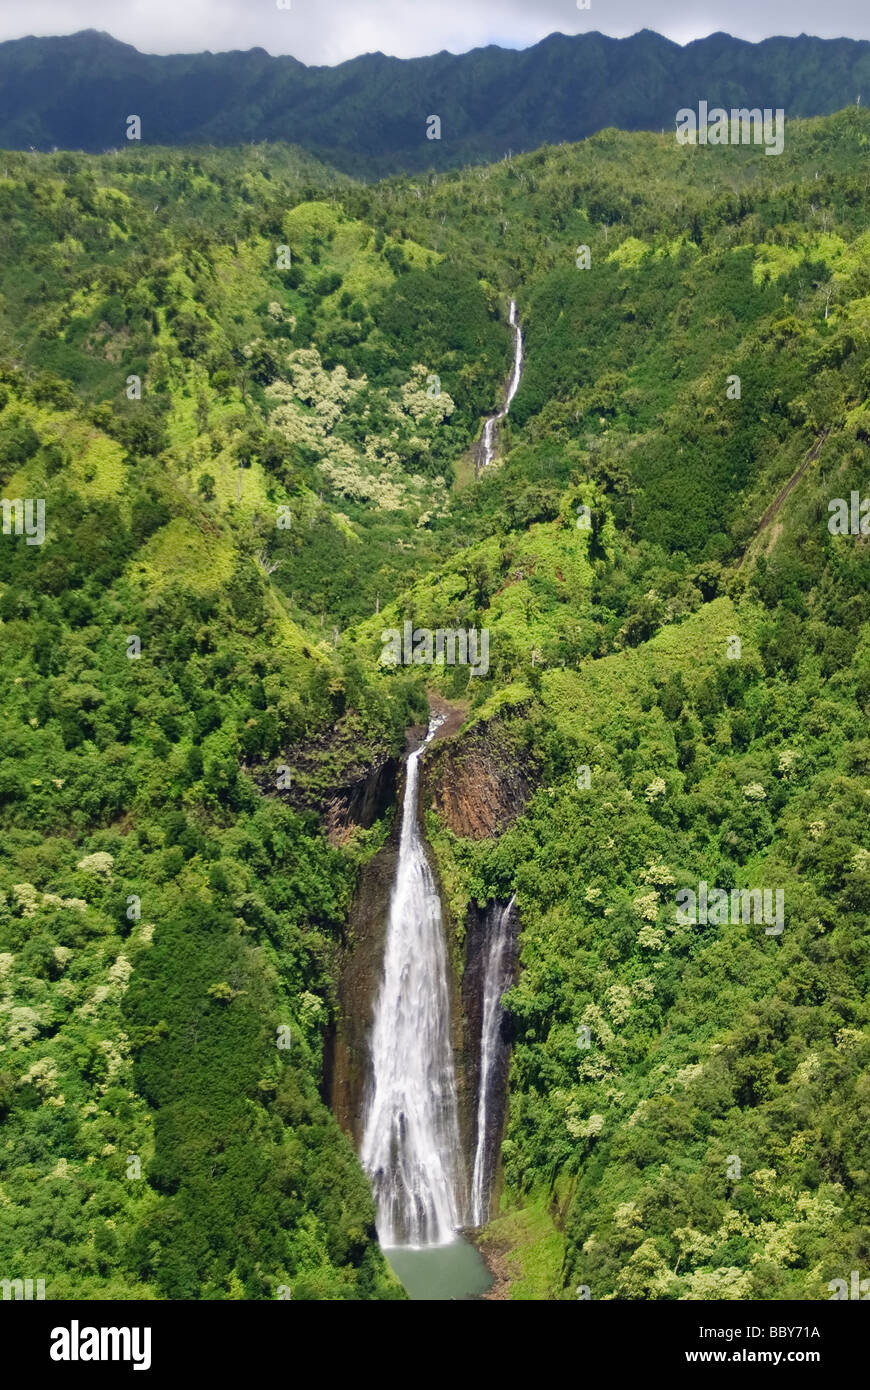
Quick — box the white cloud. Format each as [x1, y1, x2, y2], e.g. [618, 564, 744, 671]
[0, 0, 868, 63]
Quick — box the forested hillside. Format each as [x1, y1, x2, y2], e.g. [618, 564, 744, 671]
[1, 109, 869, 1298]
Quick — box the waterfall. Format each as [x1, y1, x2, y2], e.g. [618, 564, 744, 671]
[470, 894, 517, 1226]
[503, 302, 524, 414]
[360, 715, 465, 1248]
[478, 299, 524, 471]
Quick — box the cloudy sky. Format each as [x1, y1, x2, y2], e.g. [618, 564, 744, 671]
[0, 0, 867, 63]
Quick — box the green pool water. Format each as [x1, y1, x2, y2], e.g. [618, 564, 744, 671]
[384, 1237, 493, 1301]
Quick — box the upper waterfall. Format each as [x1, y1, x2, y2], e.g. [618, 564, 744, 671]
[477, 299, 524, 473]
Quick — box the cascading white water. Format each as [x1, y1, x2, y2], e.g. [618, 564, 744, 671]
[470, 894, 517, 1226]
[478, 299, 524, 471]
[360, 715, 466, 1248]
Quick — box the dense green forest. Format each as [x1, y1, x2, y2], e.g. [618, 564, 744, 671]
[1, 108, 869, 1298]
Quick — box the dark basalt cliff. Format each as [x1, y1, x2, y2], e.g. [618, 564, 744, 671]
[320, 754, 398, 844]
[325, 829, 398, 1143]
[250, 733, 399, 846]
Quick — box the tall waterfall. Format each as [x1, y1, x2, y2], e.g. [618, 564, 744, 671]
[360, 716, 465, 1248]
[470, 894, 517, 1226]
[478, 299, 524, 471]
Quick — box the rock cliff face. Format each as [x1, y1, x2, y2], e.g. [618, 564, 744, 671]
[321, 754, 398, 844]
[420, 714, 536, 840]
[325, 831, 398, 1143]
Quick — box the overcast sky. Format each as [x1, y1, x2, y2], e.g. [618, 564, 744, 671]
[0, 1, 868, 64]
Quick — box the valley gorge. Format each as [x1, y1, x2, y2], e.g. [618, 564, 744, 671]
[1, 64, 868, 1318]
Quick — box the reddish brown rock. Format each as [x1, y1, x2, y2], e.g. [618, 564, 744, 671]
[421, 713, 537, 840]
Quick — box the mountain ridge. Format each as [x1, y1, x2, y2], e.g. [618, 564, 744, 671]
[3, 28, 870, 173]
